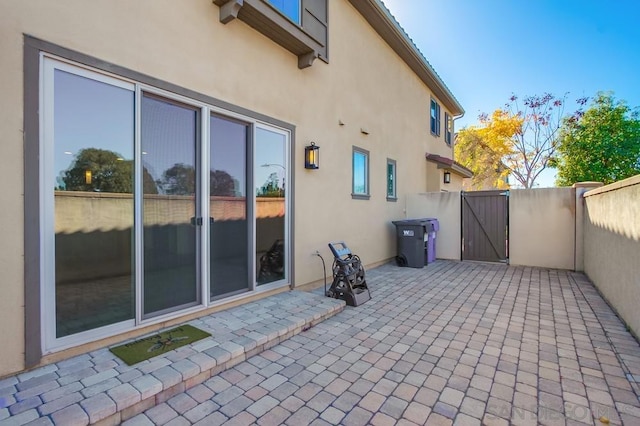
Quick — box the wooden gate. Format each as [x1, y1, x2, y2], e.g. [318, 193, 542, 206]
[461, 190, 509, 262]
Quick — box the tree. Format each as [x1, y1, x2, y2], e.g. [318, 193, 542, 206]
[455, 110, 521, 190]
[155, 164, 237, 196]
[456, 93, 576, 189]
[157, 163, 195, 195]
[554, 93, 640, 186]
[210, 170, 237, 196]
[62, 148, 133, 193]
[257, 172, 283, 197]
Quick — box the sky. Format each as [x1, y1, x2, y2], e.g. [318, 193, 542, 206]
[381, 0, 640, 187]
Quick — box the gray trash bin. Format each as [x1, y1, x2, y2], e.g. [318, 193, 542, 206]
[392, 218, 439, 268]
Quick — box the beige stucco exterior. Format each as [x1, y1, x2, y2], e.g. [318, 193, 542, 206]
[406, 192, 462, 261]
[0, 0, 461, 375]
[583, 175, 640, 337]
[509, 188, 576, 270]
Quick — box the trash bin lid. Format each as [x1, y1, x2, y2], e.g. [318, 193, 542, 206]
[392, 218, 436, 226]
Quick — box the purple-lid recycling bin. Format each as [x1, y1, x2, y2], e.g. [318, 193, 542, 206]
[392, 218, 439, 268]
[425, 218, 439, 263]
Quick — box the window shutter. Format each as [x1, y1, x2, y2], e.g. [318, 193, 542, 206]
[301, 0, 328, 60]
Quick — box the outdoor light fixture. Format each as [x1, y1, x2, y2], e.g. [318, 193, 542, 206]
[443, 171, 451, 184]
[304, 142, 319, 169]
[85, 170, 92, 185]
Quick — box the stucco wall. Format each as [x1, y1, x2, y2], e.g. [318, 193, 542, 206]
[0, 0, 459, 374]
[509, 188, 576, 270]
[584, 175, 640, 337]
[405, 192, 461, 261]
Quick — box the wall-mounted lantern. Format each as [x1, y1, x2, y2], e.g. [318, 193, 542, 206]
[443, 171, 451, 184]
[304, 142, 319, 169]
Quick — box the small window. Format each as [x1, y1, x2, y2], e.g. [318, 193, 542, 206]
[267, 0, 301, 24]
[430, 99, 441, 136]
[386, 159, 397, 201]
[352, 147, 370, 199]
[445, 112, 453, 145]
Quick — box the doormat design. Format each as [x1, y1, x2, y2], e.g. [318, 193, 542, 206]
[110, 325, 211, 366]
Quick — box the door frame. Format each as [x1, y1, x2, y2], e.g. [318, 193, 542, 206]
[38, 53, 293, 354]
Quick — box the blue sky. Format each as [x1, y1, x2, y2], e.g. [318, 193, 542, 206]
[381, 0, 640, 186]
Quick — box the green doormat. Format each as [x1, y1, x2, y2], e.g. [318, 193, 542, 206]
[110, 325, 211, 366]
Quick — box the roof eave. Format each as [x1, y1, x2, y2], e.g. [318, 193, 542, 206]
[348, 0, 464, 116]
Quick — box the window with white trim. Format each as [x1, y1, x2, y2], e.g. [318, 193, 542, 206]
[39, 56, 292, 352]
[352, 146, 369, 199]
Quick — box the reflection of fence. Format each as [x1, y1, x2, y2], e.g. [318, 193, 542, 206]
[54, 191, 284, 233]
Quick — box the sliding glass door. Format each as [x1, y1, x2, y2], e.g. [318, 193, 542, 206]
[255, 127, 288, 286]
[49, 66, 135, 338]
[141, 94, 201, 317]
[209, 114, 250, 299]
[42, 56, 291, 351]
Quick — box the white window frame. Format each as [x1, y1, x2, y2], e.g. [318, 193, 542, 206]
[39, 55, 292, 353]
[352, 146, 370, 199]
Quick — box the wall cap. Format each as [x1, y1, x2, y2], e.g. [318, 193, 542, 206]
[583, 174, 640, 197]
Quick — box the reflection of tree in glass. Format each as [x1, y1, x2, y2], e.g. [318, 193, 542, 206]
[157, 163, 195, 195]
[210, 170, 236, 197]
[257, 172, 284, 197]
[61, 148, 157, 194]
[156, 163, 236, 196]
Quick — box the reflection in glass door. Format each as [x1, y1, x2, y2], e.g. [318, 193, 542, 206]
[209, 115, 250, 299]
[255, 127, 287, 285]
[141, 93, 200, 317]
[51, 68, 135, 338]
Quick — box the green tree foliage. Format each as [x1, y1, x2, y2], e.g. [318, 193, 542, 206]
[158, 163, 195, 195]
[554, 93, 640, 186]
[62, 148, 133, 193]
[156, 164, 237, 196]
[257, 172, 284, 197]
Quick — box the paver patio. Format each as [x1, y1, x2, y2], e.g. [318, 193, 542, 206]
[128, 261, 640, 426]
[2, 260, 640, 425]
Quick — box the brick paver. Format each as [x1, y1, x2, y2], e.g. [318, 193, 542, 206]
[2, 261, 640, 425]
[132, 261, 640, 425]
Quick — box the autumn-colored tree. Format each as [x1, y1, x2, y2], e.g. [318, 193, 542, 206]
[554, 93, 640, 186]
[455, 110, 521, 190]
[456, 93, 577, 189]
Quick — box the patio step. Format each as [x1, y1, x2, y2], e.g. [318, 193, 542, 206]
[0, 290, 345, 425]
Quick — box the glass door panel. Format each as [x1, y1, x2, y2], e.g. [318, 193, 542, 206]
[209, 115, 250, 299]
[141, 93, 200, 317]
[255, 127, 287, 285]
[52, 69, 135, 337]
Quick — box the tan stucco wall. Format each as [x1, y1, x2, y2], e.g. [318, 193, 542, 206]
[406, 192, 461, 261]
[0, 0, 459, 374]
[584, 175, 640, 337]
[509, 188, 576, 270]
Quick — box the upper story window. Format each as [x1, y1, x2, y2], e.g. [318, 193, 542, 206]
[445, 112, 453, 145]
[214, 0, 328, 69]
[267, 0, 300, 24]
[430, 99, 441, 136]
